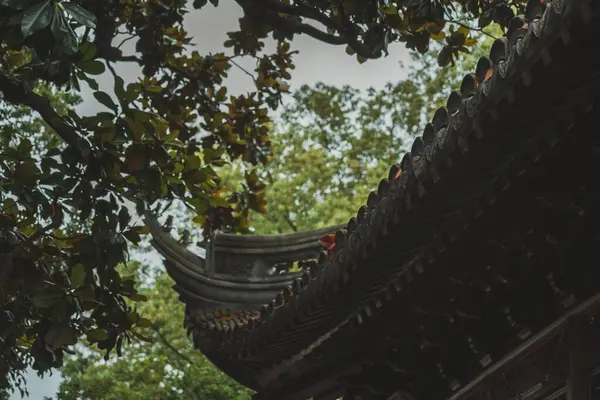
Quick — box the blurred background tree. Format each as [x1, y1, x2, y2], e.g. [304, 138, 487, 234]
[57, 263, 251, 400]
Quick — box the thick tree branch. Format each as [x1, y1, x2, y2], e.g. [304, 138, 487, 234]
[251, 0, 340, 33]
[0, 73, 82, 148]
[295, 23, 347, 45]
[237, 0, 380, 58]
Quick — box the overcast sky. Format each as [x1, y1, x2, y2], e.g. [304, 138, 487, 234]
[11, 3, 412, 399]
[77, 1, 412, 116]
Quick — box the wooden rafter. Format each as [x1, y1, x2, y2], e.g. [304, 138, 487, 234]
[448, 293, 600, 400]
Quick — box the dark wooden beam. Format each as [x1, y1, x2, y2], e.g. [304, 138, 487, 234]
[313, 387, 344, 400]
[254, 364, 361, 400]
[567, 316, 592, 400]
[448, 292, 600, 400]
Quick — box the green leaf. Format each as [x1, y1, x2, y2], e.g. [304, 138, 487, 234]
[136, 317, 152, 328]
[45, 325, 77, 349]
[98, 123, 116, 144]
[193, 0, 208, 9]
[78, 41, 97, 61]
[50, 11, 78, 54]
[114, 76, 127, 103]
[86, 328, 109, 342]
[210, 196, 229, 208]
[21, 1, 53, 38]
[183, 169, 207, 184]
[70, 72, 81, 91]
[118, 207, 131, 231]
[356, 54, 367, 64]
[437, 46, 453, 67]
[126, 311, 140, 324]
[431, 31, 446, 41]
[190, 198, 208, 215]
[145, 85, 163, 93]
[3, 198, 18, 217]
[115, 335, 123, 356]
[93, 91, 118, 113]
[61, 2, 96, 28]
[128, 293, 148, 302]
[123, 229, 141, 245]
[159, 178, 168, 196]
[77, 71, 99, 90]
[183, 155, 201, 172]
[70, 264, 85, 288]
[133, 225, 150, 235]
[125, 83, 141, 102]
[192, 214, 205, 225]
[124, 144, 147, 172]
[17, 138, 32, 158]
[77, 60, 105, 75]
[31, 291, 63, 308]
[127, 311, 140, 325]
[172, 162, 184, 174]
[14, 160, 40, 186]
[87, 78, 99, 90]
[72, 285, 96, 301]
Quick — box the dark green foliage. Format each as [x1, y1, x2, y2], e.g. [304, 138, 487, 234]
[0, 1, 289, 393]
[58, 265, 252, 400]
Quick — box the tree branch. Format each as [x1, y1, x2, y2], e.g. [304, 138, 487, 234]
[444, 19, 499, 39]
[151, 325, 196, 365]
[229, 58, 256, 81]
[250, 0, 341, 33]
[237, 0, 380, 58]
[0, 73, 82, 148]
[283, 212, 298, 232]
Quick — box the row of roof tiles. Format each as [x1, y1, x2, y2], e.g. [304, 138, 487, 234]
[183, 0, 596, 378]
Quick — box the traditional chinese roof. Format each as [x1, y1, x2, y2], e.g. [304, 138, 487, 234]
[147, 0, 600, 398]
[146, 216, 342, 310]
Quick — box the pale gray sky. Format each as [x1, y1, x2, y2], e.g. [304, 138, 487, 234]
[12, 3, 412, 399]
[78, 1, 411, 116]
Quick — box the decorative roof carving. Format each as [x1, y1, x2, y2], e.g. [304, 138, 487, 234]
[146, 214, 341, 309]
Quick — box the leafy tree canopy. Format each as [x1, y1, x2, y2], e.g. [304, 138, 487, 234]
[57, 263, 252, 400]
[0, 0, 505, 394]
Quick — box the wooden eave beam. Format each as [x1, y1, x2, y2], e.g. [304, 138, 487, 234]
[448, 292, 600, 400]
[252, 364, 361, 400]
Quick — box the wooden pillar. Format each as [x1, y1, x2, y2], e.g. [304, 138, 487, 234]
[567, 316, 591, 400]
